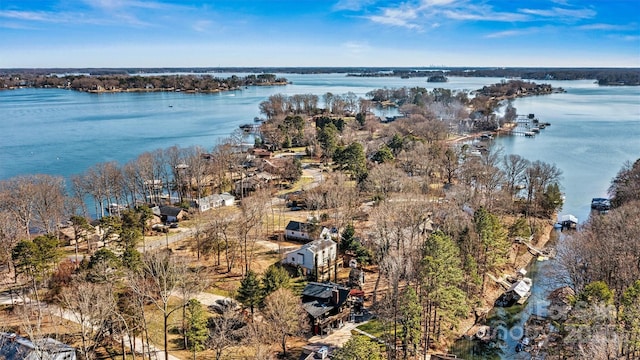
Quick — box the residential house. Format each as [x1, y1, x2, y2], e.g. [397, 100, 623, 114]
[301, 282, 351, 335]
[284, 221, 332, 242]
[282, 238, 338, 281]
[192, 193, 235, 212]
[156, 206, 186, 223]
[0, 332, 76, 360]
[249, 147, 273, 159]
[234, 175, 267, 195]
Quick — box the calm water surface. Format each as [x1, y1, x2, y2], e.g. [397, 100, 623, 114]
[1, 75, 638, 218]
[0, 74, 502, 180]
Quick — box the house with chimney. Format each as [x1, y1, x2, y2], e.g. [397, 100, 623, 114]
[301, 282, 351, 335]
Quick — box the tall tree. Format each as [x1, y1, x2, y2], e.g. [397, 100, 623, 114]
[138, 251, 189, 360]
[621, 280, 640, 357]
[609, 158, 640, 208]
[261, 264, 291, 298]
[334, 142, 368, 181]
[236, 270, 262, 319]
[420, 230, 468, 351]
[399, 286, 421, 359]
[502, 154, 530, 197]
[59, 278, 116, 360]
[207, 301, 246, 360]
[261, 288, 307, 357]
[317, 122, 339, 160]
[0, 209, 22, 279]
[184, 299, 208, 359]
[473, 207, 509, 293]
[69, 215, 94, 265]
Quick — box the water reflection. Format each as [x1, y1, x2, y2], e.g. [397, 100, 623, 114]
[452, 230, 565, 359]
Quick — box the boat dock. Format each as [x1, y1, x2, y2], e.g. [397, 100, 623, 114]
[509, 114, 550, 137]
[515, 236, 555, 259]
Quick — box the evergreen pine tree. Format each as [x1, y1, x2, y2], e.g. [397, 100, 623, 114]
[237, 270, 262, 318]
[185, 299, 208, 358]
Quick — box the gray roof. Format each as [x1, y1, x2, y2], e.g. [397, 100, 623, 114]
[302, 300, 336, 318]
[298, 238, 335, 253]
[0, 333, 76, 360]
[301, 282, 350, 318]
[285, 220, 309, 232]
[159, 206, 183, 217]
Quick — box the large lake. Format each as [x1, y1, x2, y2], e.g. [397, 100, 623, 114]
[1, 74, 639, 222]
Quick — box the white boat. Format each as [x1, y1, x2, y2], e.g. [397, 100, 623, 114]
[106, 203, 127, 214]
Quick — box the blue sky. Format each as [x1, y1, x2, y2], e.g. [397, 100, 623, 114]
[1, 0, 638, 68]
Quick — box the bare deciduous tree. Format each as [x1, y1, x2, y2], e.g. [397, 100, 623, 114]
[262, 288, 307, 357]
[59, 278, 116, 360]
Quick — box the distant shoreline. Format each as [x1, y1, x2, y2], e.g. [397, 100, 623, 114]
[2, 66, 638, 85]
[0, 72, 288, 93]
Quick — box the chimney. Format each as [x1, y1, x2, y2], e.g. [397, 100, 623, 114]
[331, 286, 339, 305]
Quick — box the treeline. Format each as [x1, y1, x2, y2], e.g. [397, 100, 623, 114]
[448, 67, 640, 85]
[0, 73, 287, 92]
[347, 70, 447, 79]
[553, 158, 640, 358]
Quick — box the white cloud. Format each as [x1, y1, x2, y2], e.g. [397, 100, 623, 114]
[420, 0, 457, 6]
[0, 10, 61, 22]
[519, 7, 596, 20]
[368, 7, 421, 29]
[442, 8, 528, 22]
[577, 23, 630, 31]
[485, 30, 525, 38]
[333, 0, 376, 11]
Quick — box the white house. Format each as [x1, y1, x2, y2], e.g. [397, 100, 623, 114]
[282, 238, 337, 280]
[284, 221, 332, 242]
[193, 193, 236, 212]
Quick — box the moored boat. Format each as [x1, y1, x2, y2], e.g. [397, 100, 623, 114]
[591, 197, 611, 211]
[495, 277, 532, 307]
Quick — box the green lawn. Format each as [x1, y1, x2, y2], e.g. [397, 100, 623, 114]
[356, 318, 403, 340]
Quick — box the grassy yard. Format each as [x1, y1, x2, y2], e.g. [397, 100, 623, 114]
[277, 175, 314, 195]
[356, 318, 403, 340]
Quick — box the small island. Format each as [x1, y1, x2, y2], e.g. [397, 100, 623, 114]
[427, 73, 448, 82]
[475, 79, 565, 99]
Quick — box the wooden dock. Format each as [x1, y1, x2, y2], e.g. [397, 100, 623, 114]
[507, 114, 550, 137]
[515, 236, 555, 258]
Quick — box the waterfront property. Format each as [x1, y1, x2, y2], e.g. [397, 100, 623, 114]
[495, 278, 532, 307]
